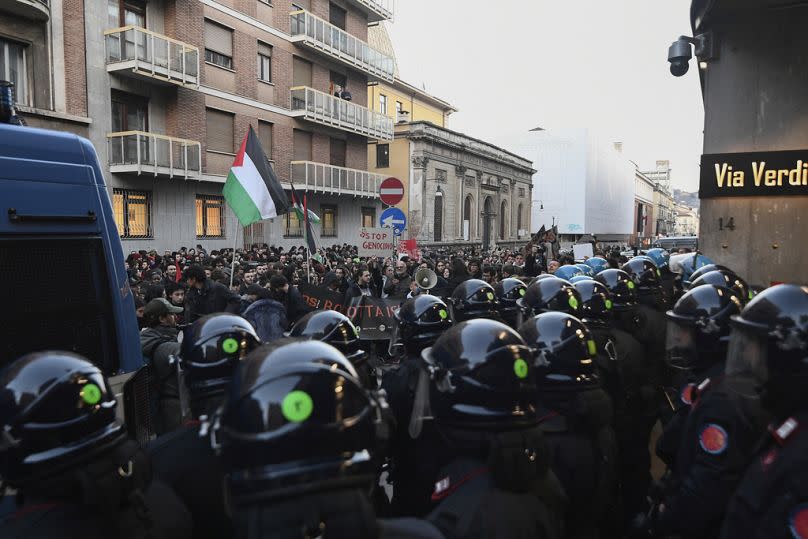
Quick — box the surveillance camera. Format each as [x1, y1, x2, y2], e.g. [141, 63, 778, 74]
[668, 38, 693, 77]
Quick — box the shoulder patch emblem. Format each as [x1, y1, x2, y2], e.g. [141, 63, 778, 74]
[699, 423, 729, 455]
[680, 383, 696, 405]
[789, 503, 808, 538]
[761, 448, 778, 470]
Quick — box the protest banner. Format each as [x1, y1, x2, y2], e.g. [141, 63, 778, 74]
[298, 282, 348, 313]
[573, 243, 594, 261]
[345, 296, 400, 340]
[357, 228, 395, 258]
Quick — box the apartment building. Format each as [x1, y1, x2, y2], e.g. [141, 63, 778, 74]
[0, 0, 395, 250]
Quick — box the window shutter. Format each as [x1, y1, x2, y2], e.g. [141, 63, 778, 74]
[206, 109, 234, 153]
[258, 121, 273, 159]
[258, 41, 272, 57]
[293, 129, 312, 161]
[293, 57, 312, 87]
[205, 20, 233, 56]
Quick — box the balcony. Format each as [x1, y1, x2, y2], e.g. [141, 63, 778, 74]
[107, 131, 201, 179]
[290, 161, 385, 198]
[345, 0, 394, 23]
[291, 86, 393, 140]
[3, 0, 49, 21]
[104, 26, 199, 88]
[289, 10, 394, 82]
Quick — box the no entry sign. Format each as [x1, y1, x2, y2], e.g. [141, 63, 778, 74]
[380, 177, 404, 206]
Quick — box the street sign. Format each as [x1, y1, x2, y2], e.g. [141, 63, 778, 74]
[380, 177, 405, 206]
[380, 207, 406, 235]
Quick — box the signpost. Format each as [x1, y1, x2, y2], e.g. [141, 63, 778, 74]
[380, 177, 405, 206]
[380, 207, 406, 236]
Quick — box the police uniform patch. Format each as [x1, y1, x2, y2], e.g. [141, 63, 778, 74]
[789, 503, 808, 538]
[761, 447, 778, 470]
[680, 383, 696, 405]
[699, 423, 729, 455]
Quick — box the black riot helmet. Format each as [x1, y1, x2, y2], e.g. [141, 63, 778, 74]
[689, 270, 752, 304]
[0, 351, 125, 485]
[288, 310, 367, 367]
[725, 284, 808, 415]
[392, 295, 453, 355]
[215, 340, 382, 504]
[517, 276, 582, 317]
[594, 269, 637, 310]
[450, 279, 501, 323]
[180, 313, 261, 402]
[572, 279, 614, 327]
[686, 264, 731, 288]
[518, 312, 600, 391]
[622, 257, 662, 291]
[411, 319, 538, 436]
[665, 285, 743, 373]
[495, 278, 528, 329]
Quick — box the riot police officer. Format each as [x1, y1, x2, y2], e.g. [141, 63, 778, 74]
[147, 313, 260, 539]
[688, 269, 752, 304]
[584, 256, 609, 275]
[213, 339, 444, 539]
[554, 264, 583, 281]
[519, 312, 619, 539]
[494, 277, 528, 329]
[719, 284, 808, 539]
[651, 283, 766, 539]
[288, 309, 372, 386]
[382, 295, 454, 517]
[0, 351, 191, 539]
[646, 247, 679, 303]
[448, 279, 501, 323]
[415, 319, 565, 539]
[517, 276, 583, 325]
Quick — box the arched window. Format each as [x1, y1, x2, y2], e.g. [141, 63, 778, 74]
[517, 203, 523, 234]
[499, 200, 508, 240]
[463, 195, 473, 239]
[434, 191, 443, 242]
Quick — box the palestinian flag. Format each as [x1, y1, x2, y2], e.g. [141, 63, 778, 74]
[223, 126, 289, 226]
[303, 192, 317, 256]
[290, 184, 320, 224]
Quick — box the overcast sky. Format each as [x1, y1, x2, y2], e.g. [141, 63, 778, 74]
[386, 0, 704, 192]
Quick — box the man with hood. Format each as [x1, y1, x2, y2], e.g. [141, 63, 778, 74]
[140, 298, 184, 433]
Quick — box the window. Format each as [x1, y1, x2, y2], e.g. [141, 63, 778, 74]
[196, 194, 226, 238]
[517, 203, 523, 232]
[113, 189, 152, 238]
[258, 121, 273, 161]
[285, 211, 302, 237]
[330, 138, 346, 167]
[257, 41, 272, 82]
[396, 101, 402, 114]
[434, 192, 443, 242]
[111, 90, 148, 131]
[321, 205, 337, 237]
[244, 222, 265, 244]
[518, 187, 526, 197]
[0, 39, 28, 105]
[205, 20, 233, 69]
[376, 143, 390, 168]
[206, 108, 234, 153]
[293, 56, 312, 87]
[329, 2, 346, 29]
[361, 207, 375, 228]
[293, 129, 312, 161]
[379, 94, 388, 115]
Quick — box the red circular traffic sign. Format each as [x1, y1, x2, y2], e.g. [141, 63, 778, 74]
[380, 177, 404, 206]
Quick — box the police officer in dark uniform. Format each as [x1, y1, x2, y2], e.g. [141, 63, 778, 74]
[720, 284, 808, 539]
[382, 295, 454, 517]
[147, 313, 260, 539]
[688, 269, 752, 304]
[0, 351, 191, 539]
[213, 339, 445, 539]
[646, 248, 678, 304]
[594, 268, 658, 527]
[517, 276, 583, 325]
[288, 309, 372, 387]
[494, 277, 528, 330]
[448, 279, 502, 323]
[652, 285, 767, 538]
[415, 319, 565, 539]
[519, 312, 619, 539]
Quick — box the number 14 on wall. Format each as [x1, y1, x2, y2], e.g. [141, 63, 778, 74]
[718, 217, 736, 231]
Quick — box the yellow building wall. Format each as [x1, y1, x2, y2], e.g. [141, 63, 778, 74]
[368, 137, 411, 219]
[367, 84, 447, 127]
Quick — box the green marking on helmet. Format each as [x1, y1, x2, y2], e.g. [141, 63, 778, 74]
[568, 296, 579, 310]
[222, 337, 239, 354]
[519, 288, 526, 297]
[587, 340, 597, 356]
[486, 292, 495, 301]
[514, 358, 529, 379]
[627, 281, 636, 289]
[354, 325, 360, 336]
[282, 390, 314, 423]
[439, 309, 448, 320]
[748, 290, 754, 300]
[81, 383, 102, 405]
[657, 269, 662, 277]
[605, 299, 613, 310]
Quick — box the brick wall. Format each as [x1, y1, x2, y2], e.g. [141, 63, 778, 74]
[234, 31, 258, 100]
[346, 135, 367, 170]
[63, 0, 87, 116]
[167, 88, 206, 166]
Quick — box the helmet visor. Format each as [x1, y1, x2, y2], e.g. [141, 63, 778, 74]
[724, 326, 768, 398]
[665, 320, 698, 371]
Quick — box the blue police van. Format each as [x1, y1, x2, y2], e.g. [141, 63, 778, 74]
[0, 122, 142, 376]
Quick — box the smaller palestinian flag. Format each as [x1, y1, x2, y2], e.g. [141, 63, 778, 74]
[303, 192, 316, 255]
[223, 126, 289, 226]
[290, 184, 320, 224]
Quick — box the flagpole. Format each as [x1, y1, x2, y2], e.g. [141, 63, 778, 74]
[229, 214, 240, 288]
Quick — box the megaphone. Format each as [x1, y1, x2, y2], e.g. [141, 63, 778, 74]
[414, 268, 438, 291]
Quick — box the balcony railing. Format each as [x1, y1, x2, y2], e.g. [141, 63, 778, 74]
[104, 26, 199, 88]
[290, 161, 386, 198]
[290, 10, 394, 82]
[291, 86, 393, 140]
[345, 0, 394, 22]
[8, 0, 50, 20]
[107, 131, 201, 179]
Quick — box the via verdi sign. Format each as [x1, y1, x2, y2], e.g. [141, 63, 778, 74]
[700, 149, 808, 198]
